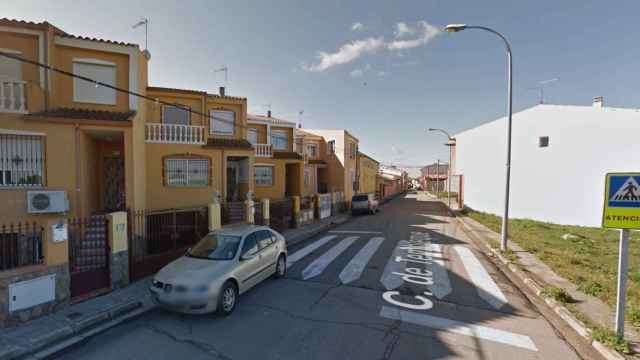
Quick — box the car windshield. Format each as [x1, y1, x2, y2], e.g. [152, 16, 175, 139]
[188, 234, 241, 260]
[353, 195, 369, 201]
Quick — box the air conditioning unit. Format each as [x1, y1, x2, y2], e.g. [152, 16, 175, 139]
[27, 191, 69, 214]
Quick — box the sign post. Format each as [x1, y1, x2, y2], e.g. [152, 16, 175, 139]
[602, 172, 640, 337]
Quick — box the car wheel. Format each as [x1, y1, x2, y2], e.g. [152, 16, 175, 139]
[274, 254, 287, 278]
[216, 281, 238, 316]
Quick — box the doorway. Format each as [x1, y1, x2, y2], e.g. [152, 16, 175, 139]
[103, 157, 125, 212]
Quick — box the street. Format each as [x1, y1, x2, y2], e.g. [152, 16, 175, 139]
[58, 195, 580, 360]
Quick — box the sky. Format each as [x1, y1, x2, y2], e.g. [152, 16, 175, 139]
[4, 0, 639, 168]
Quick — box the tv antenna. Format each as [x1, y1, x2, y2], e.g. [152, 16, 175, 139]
[530, 78, 559, 104]
[132, 18, 149, 50]
[214, 66, 228, 87]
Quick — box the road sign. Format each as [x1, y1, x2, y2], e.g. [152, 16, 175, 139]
[602, 173, 640, 229]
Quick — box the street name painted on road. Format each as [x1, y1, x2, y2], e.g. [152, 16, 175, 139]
[603, 173, 640, 229]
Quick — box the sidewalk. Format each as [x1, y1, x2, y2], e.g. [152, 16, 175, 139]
[0, 212, 351, 360]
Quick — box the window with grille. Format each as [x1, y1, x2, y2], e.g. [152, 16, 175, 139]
[271, 130, 288, 151]
[164, 157, 210, 187]
[162, 105, 190, 125]
[255, 166, 273, 186]
[210, 110, 235, 135]
[0, 134, 45, 187]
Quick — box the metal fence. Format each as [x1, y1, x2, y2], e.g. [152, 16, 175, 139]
[128, 206, 209, 281]
[269, 198, 294, 233]
[0, 222, 43, 271]
[68, 215, 110, 298]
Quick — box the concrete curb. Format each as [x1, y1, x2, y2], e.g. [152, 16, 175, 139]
[285, 215, 351, 248]
[8, 297, 154, 360]
[455, 214, 627, 360]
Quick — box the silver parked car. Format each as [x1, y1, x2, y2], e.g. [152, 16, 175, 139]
[150, 224, 287, 316]
[351, 193, 379, 215]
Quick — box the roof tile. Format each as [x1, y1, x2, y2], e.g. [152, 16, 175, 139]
[203, 138, 253, 149]
[26, 108, 136, 122]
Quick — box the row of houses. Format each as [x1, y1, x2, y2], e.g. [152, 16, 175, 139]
[0, 19, 403, 327]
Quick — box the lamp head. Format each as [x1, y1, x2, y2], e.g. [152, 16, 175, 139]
[444, 24, 467, 33]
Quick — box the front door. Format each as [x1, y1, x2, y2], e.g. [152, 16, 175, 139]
[104, 157, 125, 212]
[227, 166, 237, 202]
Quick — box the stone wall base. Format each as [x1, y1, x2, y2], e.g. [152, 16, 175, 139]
[0, 263, 70, 328]
[110, 250, 129, 290]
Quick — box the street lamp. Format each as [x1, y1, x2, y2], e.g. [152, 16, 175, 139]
[427, 128, 455, 210]
[445, 23, 513, 252]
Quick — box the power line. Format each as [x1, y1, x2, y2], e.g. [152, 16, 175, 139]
[0, 51, 293, 141]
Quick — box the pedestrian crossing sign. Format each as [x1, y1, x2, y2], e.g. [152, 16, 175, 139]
[603, 173, 640, 229]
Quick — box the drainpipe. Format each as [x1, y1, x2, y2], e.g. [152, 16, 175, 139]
[75, 125, 81, 217]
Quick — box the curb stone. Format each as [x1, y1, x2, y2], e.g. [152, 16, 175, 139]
[455, 214, 627, 360]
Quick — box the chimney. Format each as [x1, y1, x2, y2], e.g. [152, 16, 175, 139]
[219, 87, 225, 97]
[267, 110, 271, 117]
[593, 96, 603, 108]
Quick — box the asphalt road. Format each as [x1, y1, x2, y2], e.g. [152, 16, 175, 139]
[58, 194, 581, 360]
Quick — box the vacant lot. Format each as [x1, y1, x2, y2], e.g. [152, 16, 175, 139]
[461, 208, 640, 326]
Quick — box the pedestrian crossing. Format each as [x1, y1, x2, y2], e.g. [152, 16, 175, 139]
[287, 231, 507, 310]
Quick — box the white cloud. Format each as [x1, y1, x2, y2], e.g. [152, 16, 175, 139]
[302, 37, 385, 72]
[351, 22, 364, 31]
[388, 21, 440, 51]
[377, 71, 387, 77]
[394, 22, 414, 38]
[350, 69, 364, 78]
[302, 20, 440, 72]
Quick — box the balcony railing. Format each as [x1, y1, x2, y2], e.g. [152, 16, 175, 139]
[0, 78, 27, 113]
[255, 143, 272, 158]
[145, 123, 206, 145]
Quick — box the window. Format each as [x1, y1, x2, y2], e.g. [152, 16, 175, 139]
[162, 105, 190, 125]
[327, 140, 335, 154]
[72, 59, 116, 105]
[256, 230, 274, 249]
[349, 142, 357, 159]
[210, 110, 235, 135]
[271, 130, 288, 151]
[164, 157, 210, 187]
[306, 144, 318, 158]
[254, 165, 273, 186]
[247, 128, 258, 145]
[539, 136, 549, 148]
[0, 134, 45, 187]
[0, 49, 22, 79]
[240, 233, 259, 258]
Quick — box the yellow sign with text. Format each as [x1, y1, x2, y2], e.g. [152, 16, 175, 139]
[602, 173, 640, 229]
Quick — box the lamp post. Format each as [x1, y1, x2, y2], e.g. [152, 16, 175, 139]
[427, 128, 454, 209]
[445, 24, 513, 251]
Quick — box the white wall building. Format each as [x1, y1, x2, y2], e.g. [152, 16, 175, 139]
[454, 99, 640, 226]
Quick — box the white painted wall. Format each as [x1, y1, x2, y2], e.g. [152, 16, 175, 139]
[455, 104, 640, 226]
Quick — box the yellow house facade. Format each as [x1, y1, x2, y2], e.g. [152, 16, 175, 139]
[247, 112, 303, 200]
[296, 128, 359, 202]
[357, 152, 379, 195]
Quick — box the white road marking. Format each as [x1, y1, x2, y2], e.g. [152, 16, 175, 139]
[301, 236, 359, 280]
[380, 306, 538, 352]
[287, 235, 337, 267]
[339, 237, 385, 284]
[427, 243, 453, 299]
[329, 230, 383, 234]
[454, 245, 508, 309]
[380, 241, 409, 290]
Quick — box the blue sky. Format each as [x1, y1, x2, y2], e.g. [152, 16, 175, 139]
[5, 0, 638, 167]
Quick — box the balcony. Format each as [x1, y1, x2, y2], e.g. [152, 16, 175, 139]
[145, 123, 206, 144]
[254, 143, 272, 158]
[1, 79, 27, 113]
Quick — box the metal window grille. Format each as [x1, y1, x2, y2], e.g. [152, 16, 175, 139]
[165, 158, 209, 187]
[0, 222, 43, 271]
[306, 144, 317, 157]
[0, 134, 45, 187]
[255, 166, 273, 186]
